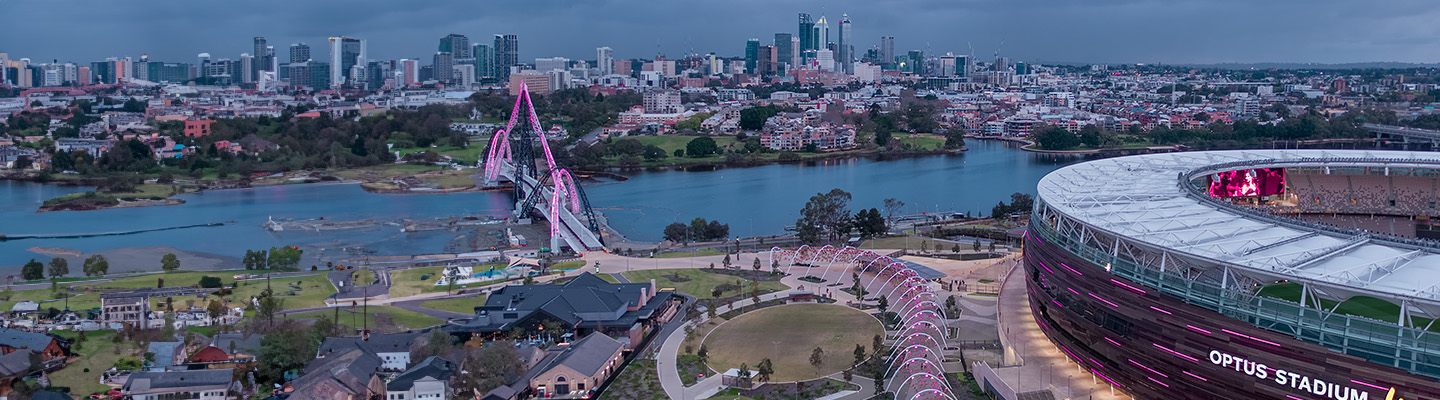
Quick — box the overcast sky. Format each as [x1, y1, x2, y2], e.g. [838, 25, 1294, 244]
[3, 0, 1439, 66]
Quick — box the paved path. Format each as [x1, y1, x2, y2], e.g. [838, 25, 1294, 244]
[657, 291, 792, 400]
[391, 297, 474, 320]
[997, 261, 1130, 400]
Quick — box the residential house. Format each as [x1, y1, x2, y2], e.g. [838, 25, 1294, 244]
[121, 369, 237, 400]
[147, 341, 185, 371]
[384, 356, 456, 400]
[0, 328, 65, 362]
[445, 273, 678, 350]
[315, 332, 424, 372]
[100, 291, 151, 328]
[530, 333, 625, 398]
[188, 333, 263, 366]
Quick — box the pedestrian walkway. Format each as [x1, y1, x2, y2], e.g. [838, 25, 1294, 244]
[995, 262, 1130, 400]
[657, 291, 792, 400]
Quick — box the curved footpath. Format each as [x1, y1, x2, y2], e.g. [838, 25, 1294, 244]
[996, 259, 1130, 399]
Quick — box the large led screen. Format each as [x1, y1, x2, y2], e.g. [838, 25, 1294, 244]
[1208, 168, 1285, 198]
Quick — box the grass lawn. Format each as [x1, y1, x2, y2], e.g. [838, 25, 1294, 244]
[0, 271, 333, 313]
[289, 305, 443, 332]
[597, 274, 620, 284]
[628, 135, 739, 155]
[43, 183, 181, 206]
[391, 144, 489, 165]
[390, 265, 507, 298]
[621, 269, 787, 300]
[1257, 283, 1414, 326]
[655, 249, 727, 259]
[420, 170, 478, 188]
[896, 133, 945, 150]
[419, 295, 487, 315]
[859, 236, 940, 251]
[596, 359, 665, 400]
[701, 303, 882, 381]
[50, 330, 136, 396]
[551, 260, 585, 271]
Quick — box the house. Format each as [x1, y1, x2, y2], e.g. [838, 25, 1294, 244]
[315, 332, 424, 371]
[100, 291, 151, 328]
[0, 351, 36, 399]
[288, 346, 386, 400]
[147, 341, 185, 371]
[445, 273, 678, 350]
[188, 333, 263, 366]
[0, 328, 65, 361]
[384, 356, 456, 400]
[529, 333, 625, 398]
[121, 369, 237, 400]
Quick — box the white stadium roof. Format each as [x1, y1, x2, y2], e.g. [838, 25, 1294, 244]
[1037, 149, 1440, 309]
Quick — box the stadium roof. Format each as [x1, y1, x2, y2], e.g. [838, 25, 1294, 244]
[1037, 149, 1440, 312]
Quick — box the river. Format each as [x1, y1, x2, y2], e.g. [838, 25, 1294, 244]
[0, 140, 1076, 267]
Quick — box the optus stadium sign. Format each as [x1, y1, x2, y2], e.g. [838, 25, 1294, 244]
[1209, 350, 1402, 400]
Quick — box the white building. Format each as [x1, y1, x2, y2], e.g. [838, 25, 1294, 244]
[597, 47, 614, 75]
[816, 49, 835, 72]
[643, 89, 682, 113]
[536, 57, 569, 72]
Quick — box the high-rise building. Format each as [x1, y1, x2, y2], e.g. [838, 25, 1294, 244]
[240, 53, 254, 84]
[613, 60, 632, 77]
[880, 36, 895, 67]
[433, 52, 454, 82]
[473, 44, 492, 81]
[757, 46, 775, 76]
[597, 47, 614, 76]
[439, 34, 471, 59]
[328, 36, 365, 88]
[774, 33, 793, 71]
[744, 38, 759, 74]
[536, 57, 568, 72]
[790, 36, 801, 69]
[815, 16, 830, 51]
[290, 43, 310, 64]
[816, 49, 835, 72]
[908, 50, 924, 75]
[493, 34, 518, 81]
[367, 60, 394, 90]
[798, 13, 815, 52]
[643, 89, 682, 113]
[147, 62, 191, 84]
[837, 14, 852, 74]
[399, 59, 418, 86]
[956, 55, 970, 77]
[252, 36, 270, 80]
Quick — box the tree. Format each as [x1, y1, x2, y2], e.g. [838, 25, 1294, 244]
[257, 324, 321, 384]
[875, 376, 885, 395]
[206, 299, 225, 321]
[243, 250, 267, 270]
[642, 144, 667, 160]
[1194, 112, 1211, 122]
[46, 258, 69, 280]
[686, 136, 718, 157]
[674, 148, 685, 158]
[1031, 125, 1080, 150]
[697, 345, 709, 365]
[853, 344, 867, 367]
[454, 342, 526, 396]
[663, 222, 689, 243]
[854, 208, 886, 239]
[873, 334, 884, 357]
[757, 358, 774, 382]
[198, 276, 223, 288]
[753, 257, 762, 271]
[256, 289, 284, 325]
[82, 254, 109, 277]
[411, 329, 458, 361]
[161, 253, 180, 272]
[809, 347, 825, 369]
[266, 246, 303, 270]
[877, 296, 888, 315]
[21, 260, 43, 281]
[722, 254, 732, 269]
[882, 198, 905, 223]
[739, 105, 779, 130]
[796, 189, 853, 244]
[738, 363, 751, 380]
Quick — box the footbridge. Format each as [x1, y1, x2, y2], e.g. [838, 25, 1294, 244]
[483, 83, 605, 253]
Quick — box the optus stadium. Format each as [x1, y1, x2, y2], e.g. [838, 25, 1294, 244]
[1026, 150, 1440, 400]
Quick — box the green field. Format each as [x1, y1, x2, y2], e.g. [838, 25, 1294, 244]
[629, 135, 739, 155]
[289, 305, 443, 333]
[391, 143, 488, 165]
[419, 295, 487, 314]
[390, 265, 508, 298]
[1257, 282, 1417, 326]
[701, 304, 882, 381]
[621, 269, 787, 300]
[50, 330, 134, 396]
[42, 183, 181, 207]
[895, 133, 946, 150]
[0, 271, 335, 313]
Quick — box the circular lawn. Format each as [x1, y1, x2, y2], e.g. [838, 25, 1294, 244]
[701, 303, 883, 382]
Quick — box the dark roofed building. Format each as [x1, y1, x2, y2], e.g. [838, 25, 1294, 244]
[445, 272, 679, 349]
[121, 369, 237, 400]
[290, 346, 385, 400]
[0, 328, 65, 361]
[384, 356, 456, 400]
[187, 333, 263, 366]
[529, 333, 625, 398]
[315, 331, 424, 371]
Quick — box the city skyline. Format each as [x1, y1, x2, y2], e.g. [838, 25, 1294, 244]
[4, 0, 1440, 66]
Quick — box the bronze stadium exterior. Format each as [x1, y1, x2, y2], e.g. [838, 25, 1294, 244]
[1027, 150, 1440, 400]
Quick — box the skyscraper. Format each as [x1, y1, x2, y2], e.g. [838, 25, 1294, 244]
[328, 36, 365, 88]
[433, 52, 454, 82]
[757, 45, 775, 76]
[908, 50, 924, 75]
[774, 33, 793, 72]
[493, 34, 518, 82]
[837, 14, 852, 74]
[790, 36, 801, 69]
[439, 34, 470, 59]
[240, 53, 254, 84]
[252, 36, 269, 81]
[816, 16, 830, 51]
[597, 47, 614, 75]
[880, 36, 895, 67]
[798, 13, 815, 52]
[473, 44, 492, 81]
[744, 38, 759, 74]
[289, 43, 310, 64]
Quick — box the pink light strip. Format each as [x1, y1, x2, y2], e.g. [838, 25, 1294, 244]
[1051, 299, 1064, 308]
[1152, 343, 1199, 363]
[1062, 263, 1084, 276]
[1038, 260, 1055, 274]
[1350, 379, 1388, 391]
[1104, 337, 1123, 347]
[1221, 329, 1283, 347]
[1287, 396, 1304, 400]
[1089, 358, 1103, 367]
[1110, 279, 1147, 294]
[1149, 306, 1173, 315]
[1147, 377, 1170, 388]
[1185, 325, 1212, 335]
[1092, 369, 1121, 388]
[1088, 292, 1119, 308]
[1183, 371, 1208, 381]
[1066, 287, 1080, 295]
[1129, 359, 1169, 378]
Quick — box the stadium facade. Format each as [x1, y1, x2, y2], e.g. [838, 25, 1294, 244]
[1026, 150, 1440, 399]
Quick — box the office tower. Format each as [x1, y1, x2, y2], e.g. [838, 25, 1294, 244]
[1014, 61, 1029, 75]
[367, 60, 394, 90]
[837, 14, 851, 74]
[240, 53, 254, 84]
[439, 34, 470, 59]
[757, 46, 776, 76]
[798, 13, 815, 52]
[790, 36, 801, 69]
[453, 64, 475, 86]
[328, 36, 365, 88]
[197, 53, 211, 77]
[433, 52, 454, 82]
[536, 57, 568, 72]
[597, 47, 614, 75]
[290, 43, 310, 63]
[614, 60, 632, 77]
[744, 38, 759, 74]
[880, 36, 895, 67]
[473, 44, 492, 81]
[493, 34, 518, 81]
[252, 37, 270, 76]
[267, 46, 278, 72]
[908, 50, 924, 75]
[956, 55, 969, 77]
[774, 33, 793, 71]
[399, 59, 418, 86]
[131, 55, 149, 82]
[816, 16, 830, 51]
[816, 49, 834, 72]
